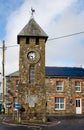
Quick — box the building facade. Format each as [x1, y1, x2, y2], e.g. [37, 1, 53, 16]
[17, 17, 48, 122]
[5, 17, 84, 120]
[6, 67, 84, 116]
[6, 71, 19, 112]
[45, 67, 84, 116]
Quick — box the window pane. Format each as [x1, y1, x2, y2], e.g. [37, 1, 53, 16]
[76, 87, 80, 91]
[60, 98, 64, 103]
[76, 100, 80, 107]
[57, 87, 62, 91]
[16, 80, 19, 85]
[75, 82, 80, 86]
[60, 104, 64, 108]
[55, 104, 59, 108]
[56, 81, 62, 86]
[56, 81, 63, 91]
[75, 81, 81, 92]
[55, 97, 65, 110]
[56, 98, 59, 103]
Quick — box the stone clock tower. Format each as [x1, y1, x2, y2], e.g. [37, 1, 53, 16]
[17, 16, 48, 122]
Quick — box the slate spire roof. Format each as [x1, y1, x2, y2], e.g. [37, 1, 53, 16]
[18, 18, 48, 37]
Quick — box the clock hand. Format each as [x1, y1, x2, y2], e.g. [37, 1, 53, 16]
[30, 56, 33, 59]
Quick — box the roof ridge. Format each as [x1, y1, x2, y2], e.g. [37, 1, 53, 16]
[46, 66, 84, 69]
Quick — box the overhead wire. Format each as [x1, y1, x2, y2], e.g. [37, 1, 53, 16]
[0, 31, 84, 48]
[0, 45, 18, 49]
[48, 31, 84, 41]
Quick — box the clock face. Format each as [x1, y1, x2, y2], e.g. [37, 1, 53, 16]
[27, 50, 40, 63]
[28, 51, 36, 60]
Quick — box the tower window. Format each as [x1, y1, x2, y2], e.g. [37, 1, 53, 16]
[29, 65, 35, 84]
[36, 38, 39, 45]
[26, 37, 29, 44]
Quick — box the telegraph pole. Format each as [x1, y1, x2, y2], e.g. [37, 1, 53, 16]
[2, 40, 5, 104]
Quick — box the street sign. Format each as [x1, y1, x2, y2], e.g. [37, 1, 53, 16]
[6, 102, 11, 108]
[6, 104, 11, 108]
[15, 104, 21, 109]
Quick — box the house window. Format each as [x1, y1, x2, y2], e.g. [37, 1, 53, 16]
[75, 81, 81, 92]
[16, 80, 19, 90]
[56, 81, 63, 92]
[29, 65, 35, 84]
[55, 97, 65, 110]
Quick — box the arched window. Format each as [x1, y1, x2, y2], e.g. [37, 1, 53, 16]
[29, 65, 35, 84]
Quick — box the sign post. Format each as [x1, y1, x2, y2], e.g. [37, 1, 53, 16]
[15, 104, 21, 123]
[15, 104, 21, 110]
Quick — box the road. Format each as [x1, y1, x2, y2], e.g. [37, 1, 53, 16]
[1, 116, 84, 130]
[0, 124, 33, 130]
[43, 118, 84, 130]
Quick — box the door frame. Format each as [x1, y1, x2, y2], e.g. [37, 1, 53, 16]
[75, 98, 82, 114]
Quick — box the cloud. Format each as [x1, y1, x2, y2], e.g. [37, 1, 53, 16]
[5, 0, 78, 44]
[4, 0, 84, 74]
[46, 9, 84, 66]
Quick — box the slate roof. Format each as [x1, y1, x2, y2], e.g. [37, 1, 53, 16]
[18, 18, 48, 37]
[6, 67, 84, 78]
[6, 71, 19, 77]
[45, 67, 84, 77]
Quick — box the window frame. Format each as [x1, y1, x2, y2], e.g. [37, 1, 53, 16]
[56, 81, 64, 92]
[75, 81, 81, 92]
[55, 97, 65, 110]
[29, 65, 35, 84]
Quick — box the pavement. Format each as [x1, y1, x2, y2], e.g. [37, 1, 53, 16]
[2, 115, 59, 130]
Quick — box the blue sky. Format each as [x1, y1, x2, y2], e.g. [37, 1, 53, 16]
[0, 0, 84, 74]
[0, 0, 24, 40]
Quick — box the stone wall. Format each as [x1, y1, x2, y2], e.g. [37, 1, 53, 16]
[6, 77, 19, 113]
[6, 75, 84, 116]
[45, 77, 84, 116]
[18, 37, 46, 121]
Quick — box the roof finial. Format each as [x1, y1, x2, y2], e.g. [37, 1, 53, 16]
[31, 7, 35, 18]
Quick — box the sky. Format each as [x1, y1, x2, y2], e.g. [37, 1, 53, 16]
[0, 0, 84, 75]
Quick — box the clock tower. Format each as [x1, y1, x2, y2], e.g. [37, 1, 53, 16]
[17, 17, 48, 122]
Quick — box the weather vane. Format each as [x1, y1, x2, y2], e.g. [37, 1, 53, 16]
[31, 7, 35, 17]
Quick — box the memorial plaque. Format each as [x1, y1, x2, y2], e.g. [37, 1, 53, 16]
[26, 94, 38, 108]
